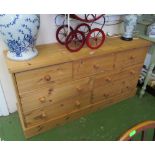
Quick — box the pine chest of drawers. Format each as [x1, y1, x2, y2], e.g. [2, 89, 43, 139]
[5, 37, 151, 138]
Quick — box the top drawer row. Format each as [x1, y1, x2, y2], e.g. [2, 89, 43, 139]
[15, 48, 146, 94]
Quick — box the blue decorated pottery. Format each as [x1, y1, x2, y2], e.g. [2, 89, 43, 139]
[0, 14, 40, 61]
[147, 23, 155, 38]
[121, 14, 137, 41]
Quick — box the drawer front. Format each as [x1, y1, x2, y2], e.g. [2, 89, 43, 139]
[93, 81, 136, 103]
[94, 65, 141, 88]
[73, 54, 115, 79]
[16, 62, 72, 94]
[20, 77, 92, 114]
[93, 66, 141, 103]
[115, 48, 147, 71]
[24, 93, 91, 127]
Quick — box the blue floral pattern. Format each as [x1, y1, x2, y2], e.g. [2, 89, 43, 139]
[0, 14, 40, 57]
[7, 39, 26, 57]
[24, 34, 35, 46]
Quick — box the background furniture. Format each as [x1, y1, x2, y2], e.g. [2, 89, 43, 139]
[140, 45, 155, 98]
[136, 15, 155, 98]
[4, 37, 151, 138]
[119, 120, 155, 141]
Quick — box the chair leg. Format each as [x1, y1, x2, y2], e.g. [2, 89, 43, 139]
[141, 130, 145, 141]
[153, 128, 155, 141]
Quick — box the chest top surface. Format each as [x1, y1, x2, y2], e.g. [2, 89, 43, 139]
[4, 37, 152, 73]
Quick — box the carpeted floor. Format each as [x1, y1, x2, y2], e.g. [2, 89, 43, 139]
[0, 91, 155, 141]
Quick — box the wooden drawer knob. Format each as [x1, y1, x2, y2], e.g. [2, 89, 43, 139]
[39, 97, 46, 103]
[76, 86, 82, 92]
[75, 101, 81, 107]
[93, 64, 100, 69]
[41, 112, 46, 118]
[44, 75, 51, 81]
[126, 86, 130, 89]
[34, 111, 46, 120]
[130, 56, 135, 60]
[130, 70, 135, 75]
[103, 94, 109, 97]
[106, 77, 111, 82]
[122, 81, 126, 84]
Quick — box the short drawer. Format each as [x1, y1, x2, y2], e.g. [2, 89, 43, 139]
[94, 65, 141, 89]
[20, 77, 92, 114]
[73, 54, 115, 79]
[24, 93, 91, 127]
[93, 66, 141, 103]
[115, 48, 147, 71]
[93, 80, 137, 103]
[15, 62, 72, 94]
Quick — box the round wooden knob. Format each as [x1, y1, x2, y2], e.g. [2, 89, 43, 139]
[41, 112, 46, 118]
[130, 56, 135, 60]
[44, 75, 51, 81]
[130, 70, 135, 75]
[106, 77, 111, 82]
[122, 81, 125, 84]
[75, 101, 81, 107]
[93, 64, 100, 69]
[126, 86, 130, 89]
[76, 86, 82, 92]
[103, 94, 109, 97]
[39, 97, 46, 103]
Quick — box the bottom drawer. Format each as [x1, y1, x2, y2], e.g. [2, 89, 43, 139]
[24, 93, 91, 127]
[24, 88, 136, 138]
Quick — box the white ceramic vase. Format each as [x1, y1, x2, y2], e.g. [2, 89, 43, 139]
[0, 14, 40, 61]
[121, 14, 137, 41]
[147, 23, 155, 38]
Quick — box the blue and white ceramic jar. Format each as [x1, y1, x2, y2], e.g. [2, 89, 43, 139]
[147, 23, 155, 38]
[121, 14, 137, 41]
[0, 14, 40, 61]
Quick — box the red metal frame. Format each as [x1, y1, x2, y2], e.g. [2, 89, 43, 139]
[86, 28, 106, 49]
[65, 30, 85, 52]
[70, 14, 104, 23]
[75, 23, 91, 37]
[56, 25, 73, 45]
[55, 14, 106, 52]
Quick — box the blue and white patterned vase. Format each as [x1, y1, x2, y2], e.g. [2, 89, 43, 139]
[0, 14, 40, 61]
[121, 14, 137, 41]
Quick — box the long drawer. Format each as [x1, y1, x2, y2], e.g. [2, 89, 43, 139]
[16, 62, 72, 94]
[24, 93, 91, 127]
[20, 77, 92, 114]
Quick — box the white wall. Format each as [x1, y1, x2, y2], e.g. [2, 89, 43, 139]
[0, 40, 17, 113]
[0, 14, 123, 113]
[0, 80, 9, 116]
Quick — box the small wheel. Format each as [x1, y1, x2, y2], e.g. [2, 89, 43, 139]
[86, 28, 106, 49]
[56, 25, 73, 45]
[65, 30, 85, 52]
[76, 23, 91, 37]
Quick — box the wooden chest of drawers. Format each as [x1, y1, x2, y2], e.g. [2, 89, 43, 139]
[5, 37, 151, 138]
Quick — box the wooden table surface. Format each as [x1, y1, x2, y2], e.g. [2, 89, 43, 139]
[4, 37, 152, 73]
